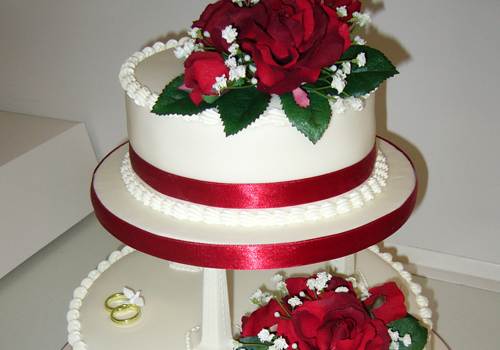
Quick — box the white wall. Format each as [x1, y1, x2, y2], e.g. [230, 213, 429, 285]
[1, 0, 499, 267]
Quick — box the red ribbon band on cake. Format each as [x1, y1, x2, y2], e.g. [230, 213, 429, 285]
[91, 181, 417, 270]
[129, 144, 377, 209]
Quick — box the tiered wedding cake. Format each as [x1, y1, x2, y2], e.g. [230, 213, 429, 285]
[67, 1, 446, 349]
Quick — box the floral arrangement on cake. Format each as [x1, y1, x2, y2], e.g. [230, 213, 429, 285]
[230, 272, 428, 350]
[152, 0, 398, 143]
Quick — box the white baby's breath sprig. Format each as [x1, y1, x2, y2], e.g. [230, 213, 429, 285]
[354, 52, 367, 67]
[287, 296, 302, 308]
[336, 6, 347, 17]
[388, 329, 412, 350]
[270, 337, 289, 350]
[188, 27, 202, 39]
[306, 272, 332, 294]
[258, 329, 275, 343]
[354, 35, 366, 45]
[250, 289, 274, 306]
[352, 12, 371, 27]
[342, 62, 351, 74]
[212, 75, 228, 94]
[225, 57, 237, 68]
[229, 66, 247, 81]
[228, 43, 240, 57]
[173, 38, 196, 59]
[331, 73, 346, 93]
[222, 25, 238, 44]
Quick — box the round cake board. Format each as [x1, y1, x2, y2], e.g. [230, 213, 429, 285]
[70, 248, 447, 350]
[91, 138, 417, 269]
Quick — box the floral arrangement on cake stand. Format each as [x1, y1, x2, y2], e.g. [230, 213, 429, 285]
[233, 273, 428, 350]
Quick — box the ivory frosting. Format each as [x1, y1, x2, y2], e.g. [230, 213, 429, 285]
[121, 41, 376, 183]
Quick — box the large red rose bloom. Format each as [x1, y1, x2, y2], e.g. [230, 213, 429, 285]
[239, 0, 351, 95]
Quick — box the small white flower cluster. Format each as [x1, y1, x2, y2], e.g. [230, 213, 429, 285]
[332, 96, 365, 114]
[250, 289, 273, 306]
[173, 37, 198, 59]
[336, 5, 348, 17]
[257, 328, 295, 350]
[269, 337, 289, 350]
[330, 52, 366, 94]
[354, 35, 366, 45]
[352, 11, 371, 27]
[287, 296, 303, 308]
[388, 329, 412, 350]
[232, 0, 260, 6]
[306, 272, 332, 293]
[258, 329, 275, 343]
[272, 274, 288, 295]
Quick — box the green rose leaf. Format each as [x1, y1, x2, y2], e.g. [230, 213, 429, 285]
[217, 88, 271, 136]
[152, 74, 211, 115]
[341, 45, 399, 97]
[281, 90, 331, 144]
[387, 314, 429, 350]
[235, 336, 271, 350]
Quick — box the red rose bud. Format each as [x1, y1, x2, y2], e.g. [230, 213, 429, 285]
[363, 281, 408, 324]
[184, 51, 230, 105]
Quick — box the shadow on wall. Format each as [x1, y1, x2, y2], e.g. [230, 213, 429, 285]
[360, 0, 428, 209]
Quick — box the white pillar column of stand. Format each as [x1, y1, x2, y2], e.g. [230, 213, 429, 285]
[193, 268, 233, 350]
[329, 254, 355, 276]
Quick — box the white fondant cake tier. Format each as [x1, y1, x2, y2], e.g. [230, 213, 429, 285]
[122, 42, 376, 184]
[67, 246, 446, 350]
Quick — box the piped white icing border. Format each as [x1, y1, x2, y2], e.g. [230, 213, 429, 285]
[118, 40, 304, 128]
[67, 246, 136, 350]
[120, 149, 389, 227]
[119, 41, 369, 128]
[368, 245, 433, 330]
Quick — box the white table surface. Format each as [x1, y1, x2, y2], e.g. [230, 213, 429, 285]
[1, 213, 499, 350]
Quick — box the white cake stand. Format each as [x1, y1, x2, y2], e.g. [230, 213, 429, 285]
[90, 138, 418, 350]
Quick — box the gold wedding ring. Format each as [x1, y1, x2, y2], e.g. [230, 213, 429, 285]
[105, 293, 141, 325]
[110, 303, 141, 325]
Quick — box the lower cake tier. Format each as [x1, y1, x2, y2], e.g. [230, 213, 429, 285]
[67, 246, 447, 350]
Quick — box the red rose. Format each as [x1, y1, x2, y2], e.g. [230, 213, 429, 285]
[291, 293, 391, 350]
[183, 51, 230, 105]
[363, 282, 407, 324]
[192, 0, 252, 52]
[239, 0, 351, 95]
[241, 292, 391, 350]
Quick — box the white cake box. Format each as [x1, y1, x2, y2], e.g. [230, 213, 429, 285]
[0, 111, 97, 279]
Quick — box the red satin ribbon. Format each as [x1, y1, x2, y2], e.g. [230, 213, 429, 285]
[129, 144, 377, 209]
[91, 182, 417, 270]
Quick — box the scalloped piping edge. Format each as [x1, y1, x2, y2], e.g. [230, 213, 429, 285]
[119, 40, 370, 128]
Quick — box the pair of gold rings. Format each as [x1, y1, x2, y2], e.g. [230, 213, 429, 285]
[104, 293, 141, 325]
